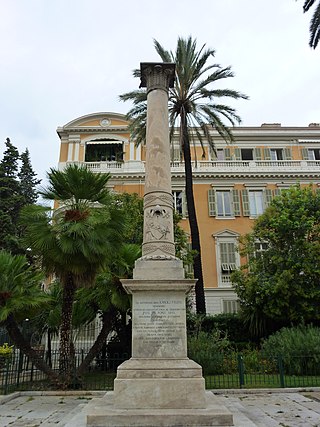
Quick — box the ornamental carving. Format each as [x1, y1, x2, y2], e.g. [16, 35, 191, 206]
[145, 205, 171, 241]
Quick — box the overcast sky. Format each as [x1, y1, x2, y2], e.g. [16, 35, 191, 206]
[1, 0, 319, 181]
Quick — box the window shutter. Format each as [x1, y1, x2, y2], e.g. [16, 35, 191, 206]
[263, 148, 271, 160]
[301, 148, 309, 160]
[264, 189, 273, 207]
[209, 145, 216, 160]
[224, 147, 232, 160]
[220, 242, 229, 265]
[232, 190, 241, 216]
[273, 188, 282, 198]
[241, 189, 250, 216]
[208, 189, 216, 217]
[173, 147, 181, 162]
[284, 147, 292, 160]
[234, 148, 241, 160]
[254, 148, 262, 160]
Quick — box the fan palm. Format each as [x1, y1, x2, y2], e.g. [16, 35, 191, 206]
[0, 250, 58, 383]
[303, 0, 320, 48]
[120, 36, 248, 314]
[20, 164, 125, 383]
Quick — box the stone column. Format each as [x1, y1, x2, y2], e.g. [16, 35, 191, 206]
[86, 63, 233, 426]
[133, 63, 184, 280]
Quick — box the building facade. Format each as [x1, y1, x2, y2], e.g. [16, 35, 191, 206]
[57, 112, 320, 314]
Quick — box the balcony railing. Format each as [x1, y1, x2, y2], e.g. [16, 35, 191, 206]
[73, 160, 320, 174]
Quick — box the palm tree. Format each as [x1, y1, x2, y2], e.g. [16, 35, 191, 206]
[0, 250, 59, 383]
[75, 243, 140, 376]
[303, 0, 320, 48]
[120, 36, 248, 314]
[20, 164, 124, 384]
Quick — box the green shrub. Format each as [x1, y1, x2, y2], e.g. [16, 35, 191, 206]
[187, 330, 232, 375]
[187, 313, 251, 345]
[261, 324, 320, 375]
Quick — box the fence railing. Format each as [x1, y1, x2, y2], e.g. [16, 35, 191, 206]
[1, 350, 320, 394]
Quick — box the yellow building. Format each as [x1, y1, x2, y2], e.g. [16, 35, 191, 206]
[57, 112, 320, 314]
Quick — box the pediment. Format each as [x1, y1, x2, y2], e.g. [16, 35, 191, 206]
[212, 229, 240, 238]
[62, 112, 128, 129]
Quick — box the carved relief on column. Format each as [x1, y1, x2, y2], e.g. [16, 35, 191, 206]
[142, 191, 175, 259]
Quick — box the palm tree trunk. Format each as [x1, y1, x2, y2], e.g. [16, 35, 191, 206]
[76, 309, 115, 377]
[4, 314, 59, 385]
[180, 109, 206, 314]
[59, 274, 76, 384]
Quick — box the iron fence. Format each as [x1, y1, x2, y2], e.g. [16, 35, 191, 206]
[1, 350, 320, 394]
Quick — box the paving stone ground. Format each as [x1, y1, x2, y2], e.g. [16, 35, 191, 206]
[0, 389, 319, 426]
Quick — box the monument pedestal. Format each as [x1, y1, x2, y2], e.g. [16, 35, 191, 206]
[86, 261, 234, 426]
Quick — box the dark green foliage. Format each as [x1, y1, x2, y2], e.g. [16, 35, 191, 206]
[261, 324, 320, 375]
[187, 330, 232, 375]
[18, 149, 41, 205]
[0, 139, 40, 254]
[187, 313, 251, 346]
[303, 0, 320, 49]
[232, 185, 320, 337]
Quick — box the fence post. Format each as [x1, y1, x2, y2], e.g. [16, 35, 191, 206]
[278, 355, 285, 388]
[237, 354, 245, 388]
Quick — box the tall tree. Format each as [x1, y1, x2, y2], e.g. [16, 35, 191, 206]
[0, 139, 41, 254]
[20, 164, 124, 385]
[18, 148, 41, 205]
[120, 36, 248, 314]
[303, 0, 320, 48]
[232, 185, 320, 337]
[0, 138, 22, 253]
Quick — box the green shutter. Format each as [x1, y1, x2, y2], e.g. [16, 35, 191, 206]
[234, 148, 241, 160]
[264, 148, 271, 160]
[232, 190, 241, 216]
[241, 189, 250, 216]
[220, 242, 228, 264]
[209, 145, 216, 160]
[284, 147, 292, 160]
[254, 147, 262, 160]
[301, 148, 309, 160]
[208, 189, 216, 216]
[224, 147, 232, 160]
[264, 189, 273, 207]
[173, 147, 181, 162]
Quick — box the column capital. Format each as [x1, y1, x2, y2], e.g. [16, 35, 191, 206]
[140, 62, 175, 93]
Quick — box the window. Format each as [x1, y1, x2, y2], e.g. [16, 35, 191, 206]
[249, 191, 264, 216]
[219, 241, 238, 286]
[214, 231, 240, 287]
[242, 188, 276, 217]
[308, 149, 320, 160]
[241, 149, 253, 160]
[85, 141, 123, 162]
[173, 191, 183, 214]
[216, 149, 225, 160]
[254, 241, 268, 259]
[223, 300, 240, 314]
[172, 190, 187, 217]
[270, 149, 283, 160]
[208, 189, 241, 217]
[216, 191, 233, 217]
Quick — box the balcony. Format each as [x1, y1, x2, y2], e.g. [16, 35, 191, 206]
[62, 160, 320, 175]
